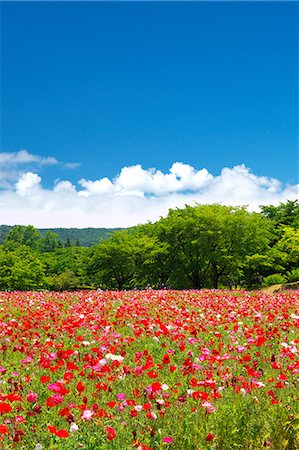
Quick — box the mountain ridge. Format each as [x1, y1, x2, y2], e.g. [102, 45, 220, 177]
[0, 225, 123, 247]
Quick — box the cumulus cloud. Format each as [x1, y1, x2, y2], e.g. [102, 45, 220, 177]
[79, 163, 213, 197]
[0, 150, 80, 189]
[15, 172, 41, 197]
[0, 162, 298, 228]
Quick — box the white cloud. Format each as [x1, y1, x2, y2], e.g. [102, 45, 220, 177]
[63, 162, 81, 169]
[54, 180, 76, 193]
[0, 163, 298, 228]
[79, 163, 213, 198]
[0, 150, 81, 189]
[15, 172, 41, 197]
[0, 149, 58, 167]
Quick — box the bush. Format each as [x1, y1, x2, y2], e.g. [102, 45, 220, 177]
[262, 273, 286, 287]
[287, 267, 299, 283]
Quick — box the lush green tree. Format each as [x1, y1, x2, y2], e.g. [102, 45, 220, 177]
[0, 246, 46, 290]
[260, 200, 299, 228]
[38, 231, 60, 252]
[4, 225, 40, 250]
[89, 228, 167, 289]
[41, 247, 91, 288]
[89, 231, 136, 289]
[46, 270, 81, 291]
[157, 204, 272, 289]
[271, 226, 299, 273]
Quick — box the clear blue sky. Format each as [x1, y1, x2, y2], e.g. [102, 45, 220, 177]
[1, 1, 298, 187]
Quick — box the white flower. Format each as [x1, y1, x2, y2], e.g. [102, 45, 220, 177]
[161, 383, 169, 391]
[105, 353, 124, 362]
[70, 422, 79, 433]
[36, 444, 43, 450]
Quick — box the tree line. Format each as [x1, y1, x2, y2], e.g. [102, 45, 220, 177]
[0, 200, 298, 291]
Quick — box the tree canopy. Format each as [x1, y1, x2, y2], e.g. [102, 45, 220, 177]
[0, 201, 298, 291]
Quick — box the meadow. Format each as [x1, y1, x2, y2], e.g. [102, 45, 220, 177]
[0, 289, 298, 449]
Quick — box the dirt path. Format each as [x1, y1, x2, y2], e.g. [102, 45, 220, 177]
[261, 284, 282, 293]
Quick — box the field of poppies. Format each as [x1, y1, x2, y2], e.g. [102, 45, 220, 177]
[0, 290, 298, 449]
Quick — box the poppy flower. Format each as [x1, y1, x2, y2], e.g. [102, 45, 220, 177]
[0, 424, 9, 434]
[0, 402, 12, 413]
[162, 437, 174, 444]
[206, 433, 215, 441]
[106, 426, 116, 440]
[56, 429, 69, 438]
[162, 354, 170, 364]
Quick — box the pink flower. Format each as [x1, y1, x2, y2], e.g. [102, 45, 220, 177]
[47, 383, 61, 392]
[162, 437, 174, 444]
[202, 401, 216, 413]
[46, 394, 64, 407]
[116, 393, 126, 401]
[15, 416, 26, 423]
[81, 409, 94, 420]
[26, 391, 38, 403]
[236, 346, 246, 353]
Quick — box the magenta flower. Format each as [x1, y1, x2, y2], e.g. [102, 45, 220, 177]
[26, 391, 38, 403]
[162, 437, 174, 444]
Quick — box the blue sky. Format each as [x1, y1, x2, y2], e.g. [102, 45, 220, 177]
[0, 1, 298, 227]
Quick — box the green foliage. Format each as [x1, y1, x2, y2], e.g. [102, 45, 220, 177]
[0, 225, 122, 247]
[88, 228, 166, 289]
[260, 200, 299, 228]
[39, 227, 122, 247]
[262, 273, 287, 287]
[4, 225, 40, 250]
[38, 231, 60, 252]
[0, 246, 46, 290]
[271, 226, 299, 272]
[287, 267, 299, 283]
[0, 201, 298, 290]
[157, 204, 271, 289]
[0, 224, 11, 244]
[46, 270, 81, 291]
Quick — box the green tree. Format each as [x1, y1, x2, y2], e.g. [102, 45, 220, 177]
[260, 200, 299, 228]
[38, 231, 60, 252]
[89, 228, 167, 289]
[271, 226, 299, 273]
[41, 247, 90, 288]
[89, 231, 138, 289]
[0, 246, 45, 290]
[157, 204, 271, 289]
[4, 225, 40, 250]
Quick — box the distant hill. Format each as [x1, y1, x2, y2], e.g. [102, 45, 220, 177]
[0, 225, 123, 247]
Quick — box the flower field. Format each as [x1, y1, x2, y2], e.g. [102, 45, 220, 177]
[0, 290, 298, 449]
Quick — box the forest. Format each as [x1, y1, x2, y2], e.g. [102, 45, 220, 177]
[0, 200, 298, 291]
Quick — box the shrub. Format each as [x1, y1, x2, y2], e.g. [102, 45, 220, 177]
[262, 273, 286, 287]
[287, 267, 299, 283]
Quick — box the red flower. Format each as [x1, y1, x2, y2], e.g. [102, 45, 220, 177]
[76, 381, 85, 394]
[106, 426, 116, 440]
[40, 375, 50, 384]
[56, 429, 69, 438]
[0, 424, 9, 434]
[107, 401, 116, 409]
[147, 370, 158, 379]
[206, 433, 215, 442]
[0, 402, 12, 413]
[162, 354, 170, 364]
